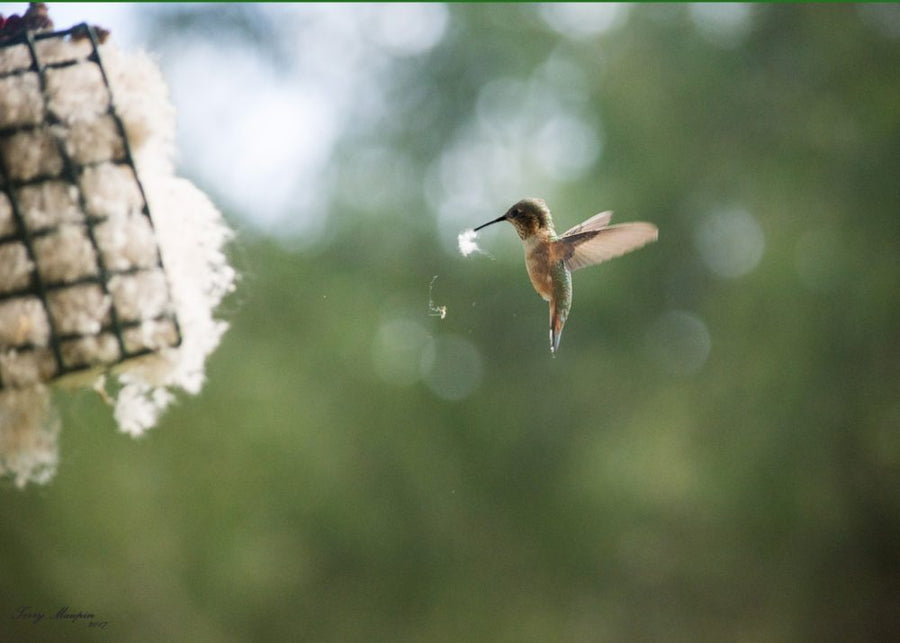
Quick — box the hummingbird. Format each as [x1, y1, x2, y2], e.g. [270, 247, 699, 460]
[473, 198, 658, 355]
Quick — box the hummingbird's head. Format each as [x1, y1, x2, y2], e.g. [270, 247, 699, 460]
[474, 198, 555, 240]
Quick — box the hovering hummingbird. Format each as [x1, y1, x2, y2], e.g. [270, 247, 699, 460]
[473, 198, 658, 355]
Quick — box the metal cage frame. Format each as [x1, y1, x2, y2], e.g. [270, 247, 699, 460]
[0, 23, 181, 389]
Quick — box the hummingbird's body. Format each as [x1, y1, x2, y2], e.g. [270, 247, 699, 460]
[474, 198, 657, 355]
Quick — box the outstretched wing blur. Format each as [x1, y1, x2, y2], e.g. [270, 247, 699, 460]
[561, 210, 614, 237]
[559, 222, 658, 272]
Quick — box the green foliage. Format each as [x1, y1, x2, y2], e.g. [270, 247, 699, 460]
[3, 4, 900, 641]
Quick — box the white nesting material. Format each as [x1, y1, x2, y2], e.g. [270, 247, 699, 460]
[60, 332, 119, 369]
[33, 224, 98, 284]
[102, 47, 175, 176]
[0, 192, 16, 237]
[0, 383, 58, 487]
[0, 348, 56, 387]
[1, 31, 236, 486]
[79, 162, 143, 218]
[0, 242, 33, 294]
[0, 296, 50, 346]
[59, 115, 124, 165]
[93, 210, 157, 271]
[0, 73, 44, 128]
[0, 129, 63, 181]
[0, 43, 31, 74]
[15, 180, 82, 231]
[34, 36, 92, 66]
[1, 129, 62, 181]
[108, 269, 169, 322]
[46, 284, 110, 335]
[122, 318, 178, 354]
[44, 62, 110, 123]
[138, 175, 234, 398]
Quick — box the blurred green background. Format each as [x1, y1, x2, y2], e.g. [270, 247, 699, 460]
[3, 3, 900, 641]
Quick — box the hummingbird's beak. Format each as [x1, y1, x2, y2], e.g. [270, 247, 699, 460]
[473, 214, 507, 232]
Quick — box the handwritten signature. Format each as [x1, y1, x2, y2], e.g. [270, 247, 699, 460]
[12, 606, 108, 629]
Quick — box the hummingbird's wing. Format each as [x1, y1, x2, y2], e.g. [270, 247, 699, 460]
[559, 222, 658, 272]
[561, 210, 614, 237]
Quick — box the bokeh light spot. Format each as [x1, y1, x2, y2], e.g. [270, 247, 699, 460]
[695, 207, 765, 279]
[645, 310, 711, 375]
[420, 335, 483, 401]
[688, 3, 753, 47]
[372, 318, 434, 386]
[539, 3, 628, 39]
[858, 4, 900, 40]
[368, 4, 449, 56]
[534, 115, 601, 181]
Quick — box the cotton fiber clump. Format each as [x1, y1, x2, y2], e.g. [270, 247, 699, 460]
[0, 25, 235, 487]
[457, 229, 482, 257]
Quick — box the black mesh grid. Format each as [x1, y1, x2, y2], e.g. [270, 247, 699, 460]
[0, 23, 182, 389]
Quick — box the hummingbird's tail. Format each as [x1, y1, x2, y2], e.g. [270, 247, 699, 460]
[550, 303, 567, 356]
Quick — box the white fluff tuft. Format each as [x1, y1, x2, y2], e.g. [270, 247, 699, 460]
[0, 386, 59, 488]
[457, 229, 482, 257]
[100, 40, 235, 437]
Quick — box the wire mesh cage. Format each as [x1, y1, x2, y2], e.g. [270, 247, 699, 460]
[0, 22, 181, 390]
[1, 5, 234, 488]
